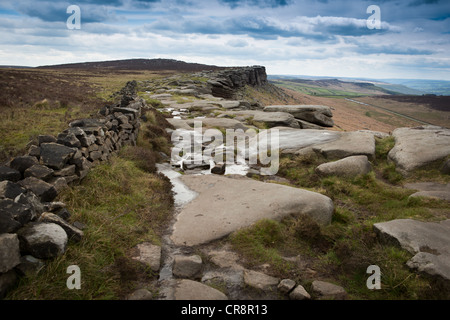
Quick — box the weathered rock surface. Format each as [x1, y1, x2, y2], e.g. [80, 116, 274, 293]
[131, 242, 161, 272]
[0, 199, 34, 232]
[243, 269, 279, 291]
[289, 284, 311, 300]
[315, 155, 372, 177]
[404, 182, 450, 202]
[0, 180, 26, 199]
[224, 110, 300, 128]
[186, 118, 248, 131]
[0, 166, 21, 182]
[312, 131, 376, 160]
[246, 127, 341, 156]
[373, 219, 450, 286]
[277, 279, 296, 294]
[311, 280, 347, 300]
[172, 255, 203, 279]
[40, 143, 77, 170]
[173, 279, 228, 300]
[0, 233, 21, 273]
[388, 126, 450, 175]
[246, 127, 375, 161]
[166, 118, 192, 130]
[264, 105, 334, 127]
[24, 164, 54, 181]
[9, 156, 39, 174]
[170, 175, 334, 246]
[18, 177, 58, 202]
[39, 212, 83, 242]
[17, 222, 68, 259]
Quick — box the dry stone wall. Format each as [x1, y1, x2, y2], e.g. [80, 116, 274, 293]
[0, 81, 144, 298]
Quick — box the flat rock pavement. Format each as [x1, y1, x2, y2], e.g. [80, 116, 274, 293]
[170, 175, 334, 246]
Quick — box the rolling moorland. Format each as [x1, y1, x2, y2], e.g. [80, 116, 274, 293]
[0, 59, 449, 301]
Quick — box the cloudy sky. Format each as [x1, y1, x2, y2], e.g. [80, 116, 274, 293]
[0, 0, 449, 79]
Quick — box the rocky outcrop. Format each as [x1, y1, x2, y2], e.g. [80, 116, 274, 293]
[206, 66, 268, 99]
[264, 105, 334, 128]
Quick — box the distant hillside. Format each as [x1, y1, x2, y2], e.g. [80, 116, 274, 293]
[270, 77, 397, 97]
[381, 79, 450, 95]
[38, 58, 224, 72]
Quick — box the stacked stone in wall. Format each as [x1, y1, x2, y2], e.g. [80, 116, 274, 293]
[0, 91, 144, 298]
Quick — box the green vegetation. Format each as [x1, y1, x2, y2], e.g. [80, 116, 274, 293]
[271, 80, 366, 97]
[2, 71, 175, 299]
[230, 137, 450, 299]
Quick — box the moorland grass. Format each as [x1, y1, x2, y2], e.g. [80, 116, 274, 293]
[230, 137, 450, 300]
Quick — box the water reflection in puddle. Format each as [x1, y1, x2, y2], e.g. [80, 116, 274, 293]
[156, 163, 198, 208]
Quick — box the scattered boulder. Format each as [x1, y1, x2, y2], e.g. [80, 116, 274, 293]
[388, 126, 450, 175]
[311, 280, 347, 300]
[131, 242, 161, 272]
[17, 222, 68, 259]
[173, 254, 203, 279]
[211, 163, 226, 175]
[0, 233, 21, 273]
[315, 155, 372, 177]
[243, 269, 279, 291]
[174, 279, 228, 300]
[278, 279, 296, 294]
[289, 285, 311, 300]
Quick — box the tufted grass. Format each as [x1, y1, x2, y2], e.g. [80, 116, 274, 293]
[6, 155, 173, 300]
[230, 137, 450, 300]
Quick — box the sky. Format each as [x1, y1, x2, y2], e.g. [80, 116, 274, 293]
[0, 0, 449, 80]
